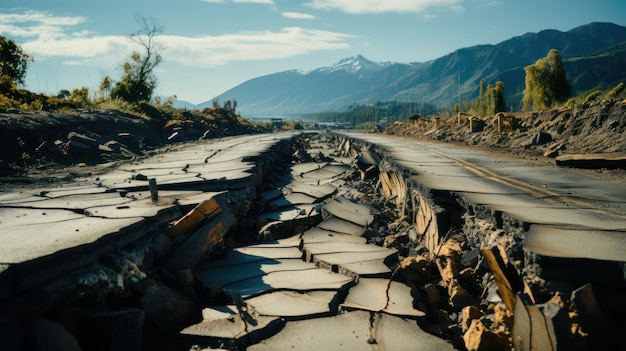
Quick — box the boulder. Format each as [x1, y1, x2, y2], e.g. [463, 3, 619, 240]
[463, 319, 510, 351]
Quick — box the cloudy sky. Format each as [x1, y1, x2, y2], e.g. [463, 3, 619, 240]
[2, 0, 625, 104]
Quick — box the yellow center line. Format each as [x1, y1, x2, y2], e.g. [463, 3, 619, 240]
[415, 145, 611, 211]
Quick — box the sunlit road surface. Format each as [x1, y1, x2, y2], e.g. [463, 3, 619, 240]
[338, 131, 626, 263]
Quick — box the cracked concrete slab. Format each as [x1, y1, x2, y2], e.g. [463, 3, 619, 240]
[245, 290, 339, 319]
[195, 258, 318, 290]
[302, 241, 397, 273]
[180, 306, 284, 350]
[284, 182, 337, 200]
[223, 268, 355, 298]
[525, 225, 626, 261]
[301, 227, 367, 245]
[341, 278, 425, 318]
[0, 214, 144, 264]
[317, 216, 367, 236]
[247, 310, 455, 351]
[258, 204, 319, 222]
[270, 193, 319, 208]
[323, 196, 374, 227]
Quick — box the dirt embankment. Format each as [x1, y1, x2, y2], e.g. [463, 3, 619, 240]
[0, 108, 264, 179]
[385, 99, 626, 172]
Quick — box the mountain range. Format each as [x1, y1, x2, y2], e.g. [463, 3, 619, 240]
[178, 22, 626, 116]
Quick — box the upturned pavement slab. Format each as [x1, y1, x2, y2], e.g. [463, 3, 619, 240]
[323, 196, 374, 227]
[317, 216, 367, 236]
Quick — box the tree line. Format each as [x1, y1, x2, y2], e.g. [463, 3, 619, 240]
[302, 101, 439, 128]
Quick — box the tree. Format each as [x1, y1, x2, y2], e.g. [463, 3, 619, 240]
[485, 81, 506, 115]
[522, 49, 570, 111]
[98, 75, 113, 99]
[69, 87, 91, 107]
[111, 16, 164, 103]
[0, 35, 33, 90]
[473, 79, 486, 117]
[547, 49, 570, 103]
[57, 89, 71, 100]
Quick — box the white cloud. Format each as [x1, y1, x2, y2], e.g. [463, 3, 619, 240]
[282, 12, 317, 19]
[304, 0, 465, 14]
[2, 10, 351, 69]
[0, 11, 88, 39]
[232, 0, 275, 4]
[0, 11, 134, 68]
[160, 27, 352, 66]
[201, 0, 275, 4]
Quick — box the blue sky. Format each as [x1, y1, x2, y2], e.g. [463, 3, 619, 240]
[2, 0, 625, 104]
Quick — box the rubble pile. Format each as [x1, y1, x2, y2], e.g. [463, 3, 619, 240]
[385, 99, 626, 170]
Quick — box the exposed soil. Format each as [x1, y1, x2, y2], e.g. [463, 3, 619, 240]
[384, 99, 626, 183]
[0, 107, 266, 185]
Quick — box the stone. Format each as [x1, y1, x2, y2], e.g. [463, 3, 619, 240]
[140, 279, 199, 334]
[423, 283, 442, 303]
[461, 305, 482, 332]
[532, 130, 552, 145]
[397, 255, 435, 285]
[461, 250, 480, 268]
[543, 148, 559, 158]
[463, 319, 510, 351]
[448, 279, 478, 310]
[494, 303, 513, 330]
[537, 295, 572, 351]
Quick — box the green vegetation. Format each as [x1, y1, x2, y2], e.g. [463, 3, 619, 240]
[522, 49, 571, 111]
[110, 16, 163, 103]
[0, 35, 33, 90]
[470, 79, 506, 118]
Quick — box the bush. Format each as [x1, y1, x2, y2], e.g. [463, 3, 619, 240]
[605, 82, 625, 100]
[583, 90, 602, 104]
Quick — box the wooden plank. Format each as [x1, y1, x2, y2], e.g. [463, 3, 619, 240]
[556, 153, 626, 169]
[480, 246, 524, 312]
[168, 198, 222, 237]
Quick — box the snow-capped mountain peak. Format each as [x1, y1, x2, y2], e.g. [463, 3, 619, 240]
[317, 55, 393, 75]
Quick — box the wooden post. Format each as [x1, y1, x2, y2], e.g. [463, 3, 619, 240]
[149, 178, 158, 203]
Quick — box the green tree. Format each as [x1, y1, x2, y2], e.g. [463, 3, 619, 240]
[473, 79, 486, 116]
[57, 89, 71, 99]
[548, 49, 570, 103]
[111, 16, 164, 103]
[99, 75, 113, 99]
[485, 80, 506, 115]
[522, 49, 570, 111]
[68, 87, 91, 107]
[0, 35, 33, 91]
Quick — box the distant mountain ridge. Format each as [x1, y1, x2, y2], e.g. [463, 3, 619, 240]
[184, 22, 626, 116]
